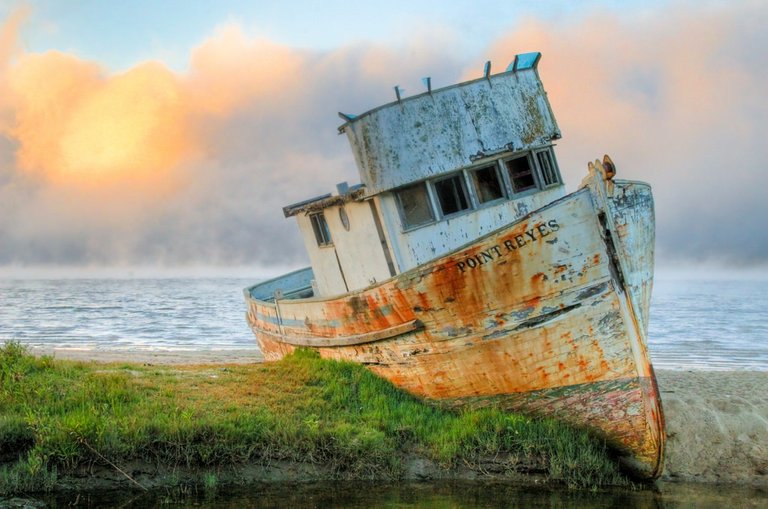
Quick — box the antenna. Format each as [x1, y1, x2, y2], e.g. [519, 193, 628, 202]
[484, 60, 492, 80]
[506, 55, 519, 73]
[422, 77, 432, 94]
[394, 85, 402, 103]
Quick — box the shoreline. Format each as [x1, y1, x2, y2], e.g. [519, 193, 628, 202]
[28, 345, 264, 365]
[26, 347, 768, 488]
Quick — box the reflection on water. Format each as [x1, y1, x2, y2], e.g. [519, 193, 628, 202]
[18, 481, 768, 508]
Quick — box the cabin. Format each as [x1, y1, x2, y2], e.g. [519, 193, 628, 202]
[282, 52, 564, 298]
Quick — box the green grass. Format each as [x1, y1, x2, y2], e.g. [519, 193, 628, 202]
[0, 341, 629, 494]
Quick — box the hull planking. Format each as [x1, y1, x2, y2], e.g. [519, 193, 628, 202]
[245, 162, 665, 479]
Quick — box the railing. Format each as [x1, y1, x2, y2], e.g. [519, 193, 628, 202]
[245, 267, 314, 302]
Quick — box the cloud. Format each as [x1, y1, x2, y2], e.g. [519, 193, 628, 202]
[482, 2, 768, 265]
[4, 53, 195, 183]
[185, 24, 306, 116]
[0, 2, 766, 270]
[0, 4, 28, 129]
[0, 18, 464, 267]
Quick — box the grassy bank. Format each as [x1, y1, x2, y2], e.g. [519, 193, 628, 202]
[0, 341, 628, 494]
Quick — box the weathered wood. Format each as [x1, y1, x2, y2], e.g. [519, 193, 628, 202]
[270, 319, 422, 347]
[340, 56, 560, 194]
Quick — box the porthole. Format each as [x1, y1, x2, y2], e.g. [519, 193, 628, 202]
[339, 207, 350, 231]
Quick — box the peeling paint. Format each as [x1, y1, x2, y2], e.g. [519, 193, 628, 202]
[342, 67, 559, 194]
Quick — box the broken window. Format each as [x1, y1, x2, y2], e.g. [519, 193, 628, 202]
[310, 212, 332, 246]
[505, 155, 537, 193]
[536, 149, 560, 187]
[470, 165, 505, 204]
[434, 174, 470, 217]
[395, 182, 434, 229]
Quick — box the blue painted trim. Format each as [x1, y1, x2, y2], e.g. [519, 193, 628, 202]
[246, 267, 314, 301]
[506, 52, 541, 72]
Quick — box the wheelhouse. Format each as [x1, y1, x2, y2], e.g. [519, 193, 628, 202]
[282, 53, 564, 297]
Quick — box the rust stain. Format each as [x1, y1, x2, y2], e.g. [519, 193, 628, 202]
[246, 181, 664, 479]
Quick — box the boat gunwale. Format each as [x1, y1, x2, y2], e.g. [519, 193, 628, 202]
[243, 266, 314, 302]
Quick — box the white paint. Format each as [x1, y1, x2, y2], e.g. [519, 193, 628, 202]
[378, 185, 566, 271]
[342, 68, 559, 194]
[297, 200, 394, 296]
[297, 214, 347, 296]
[326, 201, 393, 291]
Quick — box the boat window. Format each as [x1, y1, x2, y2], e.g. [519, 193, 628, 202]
[470, 165, 505, 204]
[505, 155, 537, 193]
[310, 212, 332, 246]
[536, 149, 560, 187]
[395, 182, 435, 229]
[434, 174, 470, 216]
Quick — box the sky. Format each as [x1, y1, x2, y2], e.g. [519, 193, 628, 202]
[0, 0, 766, 276]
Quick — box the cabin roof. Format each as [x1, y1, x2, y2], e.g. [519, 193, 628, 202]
[282, 184, 366, 217]
[335, 52, 559, 195]
[336, 52, 543, 132]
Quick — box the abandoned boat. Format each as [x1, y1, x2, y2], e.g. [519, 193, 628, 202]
[244, 52, 665, 479]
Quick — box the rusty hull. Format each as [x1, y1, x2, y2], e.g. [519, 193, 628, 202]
[245, 163, 664, 479]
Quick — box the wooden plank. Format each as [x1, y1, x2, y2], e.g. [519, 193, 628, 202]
[274, 319, 422, 347]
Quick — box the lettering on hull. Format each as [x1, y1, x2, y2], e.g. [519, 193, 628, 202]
[456, 219, 560, 273]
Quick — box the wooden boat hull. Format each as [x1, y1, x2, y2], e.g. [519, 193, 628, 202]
[245, 164, 665, 479]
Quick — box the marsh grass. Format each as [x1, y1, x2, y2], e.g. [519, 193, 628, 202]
[0, 342, 628, 494]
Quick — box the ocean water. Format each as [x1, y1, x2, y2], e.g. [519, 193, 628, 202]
[649, 277, 768, 371]
[0, 275, 766, 371]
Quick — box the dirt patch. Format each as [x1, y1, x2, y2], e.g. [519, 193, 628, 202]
[41, 453, 549, 492]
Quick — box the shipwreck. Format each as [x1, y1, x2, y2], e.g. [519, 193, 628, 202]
[244, 53, 665, 479]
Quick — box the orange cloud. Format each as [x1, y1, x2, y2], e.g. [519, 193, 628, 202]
[4, 53, 192, 184]
[0, 4, 27, 68]
[480, 3, 768, 264]
[0, 19, 351, 266]
[1, 22, 308, 186]
[0, 5, 29, 131]
[186, 24, 306, 115]
[58, 62, 191, 181]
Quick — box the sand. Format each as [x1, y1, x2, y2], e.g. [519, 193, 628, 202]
[27, 347, 768, 486]
[656, 369, 768, 487]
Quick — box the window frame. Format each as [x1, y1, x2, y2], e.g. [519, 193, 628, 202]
[394, 181, 436, 231]
[432, 172, 472, 219]
[391, 147, 560, 233]
[503, 153, 540, 195]
[468, 163, 507, 207]
[309, 212, 333, 247]
[533, 148, 562, 188]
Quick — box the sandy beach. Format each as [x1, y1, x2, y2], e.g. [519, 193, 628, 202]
[28, 347, 768, 487]
[656, 370, 768, 487]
